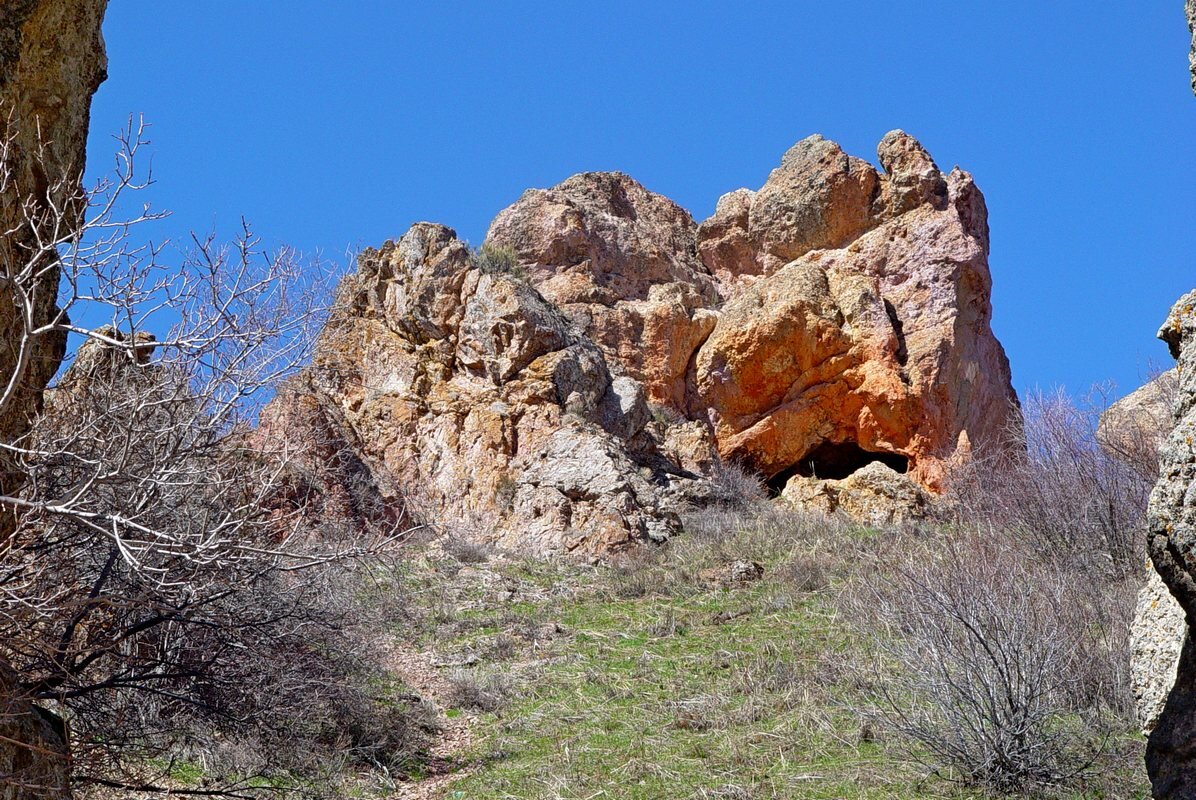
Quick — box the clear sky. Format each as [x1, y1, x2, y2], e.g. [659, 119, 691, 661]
[86, 1, 1196, 400]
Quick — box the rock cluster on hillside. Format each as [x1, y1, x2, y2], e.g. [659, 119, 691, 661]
[270, 131, 1017, 554]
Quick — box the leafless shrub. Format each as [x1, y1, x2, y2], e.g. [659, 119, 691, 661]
[0, 120, 416, 796]
[443, 536, 493, 564]
[942, 388, 1152, 578]
[772, 554, 831, 594]
[845, 529, 1133, 794]
[707, 458, 768, 509]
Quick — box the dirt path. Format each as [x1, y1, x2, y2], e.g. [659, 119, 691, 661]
[386, 645, 475, 800]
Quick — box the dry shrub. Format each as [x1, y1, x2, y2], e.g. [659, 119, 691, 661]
[443, 536, 494, 564]
[707, 458, 768, 508]
[943, 388, 1152, 577]
[446, 669, 513, 713]
[842, 388, 1147, 794]
[847, 530, 1132, 793]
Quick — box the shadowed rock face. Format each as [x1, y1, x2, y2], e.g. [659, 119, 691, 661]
[0, 2, 109, 796]
[1146, 292, 1196, 796]
[1140, 12, 1196, 795]
[277, 131, 1017, 553]
[0, 0, 108, 533]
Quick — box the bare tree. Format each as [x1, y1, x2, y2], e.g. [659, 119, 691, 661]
[0, 120, 419, 796]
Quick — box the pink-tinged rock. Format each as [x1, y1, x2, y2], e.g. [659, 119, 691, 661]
[692, 134, 1016, 492]
[486, 172, 720, 408]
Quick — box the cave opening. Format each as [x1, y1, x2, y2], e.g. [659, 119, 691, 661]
[765, 440, 910, 495]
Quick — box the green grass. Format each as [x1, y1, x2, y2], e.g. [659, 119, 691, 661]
[398, 507, 1150, 800]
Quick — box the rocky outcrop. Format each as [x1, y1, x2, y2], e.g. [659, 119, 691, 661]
[1134, 570, 1187, 734]
[781, 461, 930, 527]
[690, 132, 1015, 495]
[277, 223, 702, 556]
[282, 131, 1015, 551]
[486, 133, 1015, 509]
[1100, 370, 1177, 479]
[0, 3, 109, 797]
[1145, 291, 1196, 796]
[0, 0, 109, 533]
[1104, 371, 1187, 735]
[487, 173, 720, 409]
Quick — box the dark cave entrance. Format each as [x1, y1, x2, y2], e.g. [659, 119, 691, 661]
[766, 440, 910, 495]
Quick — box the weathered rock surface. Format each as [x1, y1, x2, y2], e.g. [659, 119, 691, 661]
[271, 223, 701, 556]
[1145, 290, 1196, 797]
[280, 131, 1016, 552]
[0, 2, 108, 797]
[487, 172, 720, 409]
[1134, 569, 1187, 734]
[488, 132, 1015, 502]
[0, 0, 109, 531]
[692, 132, 1015, 493]
[1099, 370, 1177, 478]
[1105, 371, 1187, 736]
[780, 461, 930, 526]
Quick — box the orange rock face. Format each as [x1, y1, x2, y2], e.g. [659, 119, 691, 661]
[692, 134, 1015, 491]
[491, 131, 1016, 496]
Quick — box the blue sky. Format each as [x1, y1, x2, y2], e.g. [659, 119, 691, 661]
[86, 2, 1196, 399]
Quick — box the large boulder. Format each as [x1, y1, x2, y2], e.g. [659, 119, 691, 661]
[1099, 370, 1177, 478]
[1133, 570, 1187, 735]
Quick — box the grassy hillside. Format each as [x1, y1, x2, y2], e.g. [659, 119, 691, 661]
[387, 507, 1148, 800]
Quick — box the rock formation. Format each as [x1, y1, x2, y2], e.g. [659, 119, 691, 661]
[1134, 570, 1187, 734]
[1100, 370, 1177, 479]
[0, 0, 109, 532]
[276, 131, 1016, 552]
[1145, 291, 1196, 796]
[1137, 12, 1196, 795]
[0, 1, 109, 796]
[284, 223, 702, 556]
[688, 132, 1015, 496]
[1101, 371, 1187, 734]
